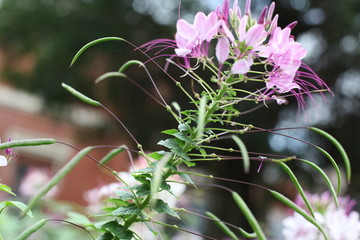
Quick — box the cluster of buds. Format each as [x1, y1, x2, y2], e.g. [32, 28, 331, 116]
[143, 0, 329, 105]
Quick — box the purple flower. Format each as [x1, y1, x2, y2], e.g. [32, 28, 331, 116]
[266, 69, 300, 93]
[5, 137, 13, 156]
[174, 11, 220, 57]
[259, 27, 307, 75]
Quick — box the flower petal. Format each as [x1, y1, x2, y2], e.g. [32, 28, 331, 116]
[216, 37, 230, 63]
[231, 58, 253, 74]
[0, 155, 8, 167]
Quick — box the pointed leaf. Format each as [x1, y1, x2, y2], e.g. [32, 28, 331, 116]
[101, 221, 133, 240]
[100, 145, 127, 165]
[70, 37, 125, 67]
[153, 199, 180, 219]
[0, 139, 56, 150]
[232, 192, 266, 240]
[62, 83, 100, 106]
[112, 204, 140, 216]
[206, 211, 239, 240]
[299, 159, 338, 208]
[278, 162, 315, 218]
[309, 127, 351, 183]
[315, 146, 342, 194]
[269, 190, 329, 240]
[0, 184, 16, 196]
[231, 135, 250, 173]
[95, 72, 127, 84]
[0, 201, 33, 217]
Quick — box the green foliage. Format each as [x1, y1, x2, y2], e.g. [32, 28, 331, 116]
[0, 201, 32, 218]
[15, 219, 47, 240]
[98, 221, 133, 240]
[0, 184, 15, 196]
[153, 199, 180, 219]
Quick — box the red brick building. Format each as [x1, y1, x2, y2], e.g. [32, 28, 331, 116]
[0, 83, 130, 205]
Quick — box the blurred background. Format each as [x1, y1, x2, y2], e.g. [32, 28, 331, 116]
[0, 0, 359, 239]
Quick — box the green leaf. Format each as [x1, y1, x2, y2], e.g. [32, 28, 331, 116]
[206, 211, 239, 240]
[178, 173, 194, 184]
[133, 184, 150, 197]
[101, 221, 133, 240]
[151, 153, 172, 201]
[183, 161, 196, 167]
[116, 191, 134, 201]
[232, 192, 267, 240]
[97, 232, 114, 240]
[172, 147, 190, 161]
[70, 37, 125, 67]
[144, 221, 158, 237]
[153, 199, 180, 219]
[148, 151, 166, 161]
[309, 127, 351, 183]
[112, 204, 140, 216]
[299, 159, 339, 208]
[0, 138, 56, 151]
[0, 201, 33, 217]
[15, 219, 47, 240]
[161, 129, 179, 136]
[174, 132, 194, 144]
[62, 83, 101, 106]
[178, 123, 190, 132]
[196, 95, 207, 140]
[132, 167, 155, 174]
[0, 184, 16, 196]
[66, 212, 92, 226]
[315, 146, 342, 194]
[157, 138, 180, 150]
[278, 162, 315, 218]
[231, 135, 250, 173]
[95, 72, 127, 84]
[118, 60, 144, 73]
[269, 190, 329, 240]
[99, 146, 127, 165]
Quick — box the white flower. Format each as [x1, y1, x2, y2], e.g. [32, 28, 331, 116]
[0, 155, 7, 167]
[282, 192, 360, 240]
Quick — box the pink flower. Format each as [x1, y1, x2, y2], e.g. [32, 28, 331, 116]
[231, 57, 253, 74]
[266, 69, 300, 93]
[174, 11, 220, 57]
[259, 27, 307, 75]
[19, 167, 58, 198]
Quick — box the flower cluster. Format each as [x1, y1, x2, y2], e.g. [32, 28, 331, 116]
[0, 137, 15, 167]
[282, 192, 360, 240]
[19, 167, 58, 198]
[143, 0, 329, 105]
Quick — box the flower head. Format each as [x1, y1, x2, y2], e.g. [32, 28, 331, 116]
[141, 0, 330, 107]
[0, 137, 15, 167]
[175, 11, 220, 58]
[282, 192, 360, 240]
